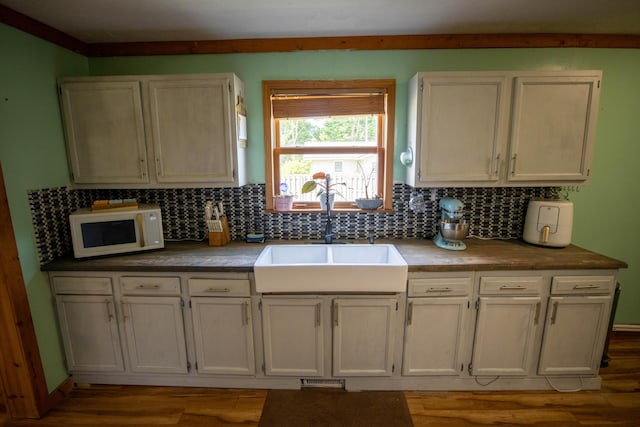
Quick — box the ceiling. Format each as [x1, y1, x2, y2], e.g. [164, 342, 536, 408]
[1, 0, 639, 44]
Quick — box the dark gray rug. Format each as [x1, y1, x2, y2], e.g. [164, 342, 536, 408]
[259, 388, 413, 427]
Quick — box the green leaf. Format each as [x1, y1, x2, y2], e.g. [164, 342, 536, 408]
[301, 181, 318, 194]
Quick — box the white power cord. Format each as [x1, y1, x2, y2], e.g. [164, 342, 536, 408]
[544, 376, 585, 392]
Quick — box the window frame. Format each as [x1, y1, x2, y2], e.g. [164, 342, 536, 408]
[262, 79, 396, 211]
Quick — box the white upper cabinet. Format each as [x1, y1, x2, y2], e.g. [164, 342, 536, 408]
[59, 81, 149, 184]
[508, 75, 601, 182]
[59, 73, 248, 188]
[406, 74, 510, 185]
[405, 70, 602, 187]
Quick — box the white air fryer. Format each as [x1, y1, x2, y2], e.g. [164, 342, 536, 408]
[523, 199, 574, 248]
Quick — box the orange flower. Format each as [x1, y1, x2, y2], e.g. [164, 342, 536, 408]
[311, 172, 326, 180]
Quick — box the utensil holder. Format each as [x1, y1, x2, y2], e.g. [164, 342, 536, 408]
[208, 231, 227, 246]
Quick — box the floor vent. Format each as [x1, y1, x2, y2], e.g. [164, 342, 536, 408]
[300, 378, 345, 389]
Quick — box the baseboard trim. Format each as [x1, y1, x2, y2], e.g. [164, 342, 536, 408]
[613, 324, 640, 332]
[42, 377, 73, 415]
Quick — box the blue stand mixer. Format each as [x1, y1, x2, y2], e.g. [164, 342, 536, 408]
[433, 197, 470, 251]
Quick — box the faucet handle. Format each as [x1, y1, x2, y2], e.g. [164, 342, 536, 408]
[368, 234, 375, 244]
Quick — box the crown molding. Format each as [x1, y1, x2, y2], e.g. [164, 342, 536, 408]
[87, 33, 640, 57]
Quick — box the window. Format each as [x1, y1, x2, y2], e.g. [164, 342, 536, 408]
[263, 80, 396, 211]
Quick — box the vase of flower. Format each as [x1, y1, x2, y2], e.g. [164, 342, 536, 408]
[301, 172, 345, 210]
[354, 161, 382, 210]
[273, 195, 294, 211]
[319, 193, 335, 210]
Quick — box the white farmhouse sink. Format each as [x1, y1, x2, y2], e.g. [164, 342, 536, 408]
[254, 244, 408, 293]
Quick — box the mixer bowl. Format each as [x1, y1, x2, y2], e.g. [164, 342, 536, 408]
[440, 220, 470, 241]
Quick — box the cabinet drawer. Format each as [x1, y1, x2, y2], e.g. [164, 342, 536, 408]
[408, 278, 472, 297]
[52, 276, 113, 295]
[120, 276, 181, 295]
[479, 276, 543, 295]
[551, 276, 615, 295]
[188, 278, 250, 297]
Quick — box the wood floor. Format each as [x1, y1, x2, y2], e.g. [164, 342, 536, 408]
[2, 331, 638, 426]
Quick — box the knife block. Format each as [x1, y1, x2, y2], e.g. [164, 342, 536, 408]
[209, 215, 231, 247]
[208, 231, 226, 246]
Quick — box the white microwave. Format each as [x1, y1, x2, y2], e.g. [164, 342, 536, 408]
[69, 204, 164, 258]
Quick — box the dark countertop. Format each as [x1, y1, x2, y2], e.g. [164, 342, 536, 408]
[41, 238, 628, 273]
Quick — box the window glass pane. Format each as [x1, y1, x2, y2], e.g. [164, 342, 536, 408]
[279, 153, 379, 203]
[279, 116, 378, 147]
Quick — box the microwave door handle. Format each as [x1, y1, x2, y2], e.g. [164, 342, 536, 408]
[136, 213, 146, 247]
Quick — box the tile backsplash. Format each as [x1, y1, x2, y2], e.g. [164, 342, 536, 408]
[28, 184, 559, 265]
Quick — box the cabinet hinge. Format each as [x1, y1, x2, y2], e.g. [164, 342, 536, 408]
[395, 301, 399, 311]
[597, 80, 601, 88]
[467, 300, 470, 309]
[587, 168, 591, 177]
[180, 299, 185, 308]
[461, 363, 464, 372]
[468, 363, 473, 375]
[392, 364, 395, 373]
[419, 78, 424, 93]
[189, 300, 192, 308]
[187, 361, 192, 372]
[57, 86, 62, 96]
[258, 300, 262, 311]
[229, 81, 232, 92]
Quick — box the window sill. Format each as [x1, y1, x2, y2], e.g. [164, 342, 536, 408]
[266, 207, 393, 214]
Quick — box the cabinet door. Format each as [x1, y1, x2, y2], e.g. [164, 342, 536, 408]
[416, 74, 509, 184]
[471, 296, 542, 376]
[403, 297, 469, 376]
[538, 296, 612, 375]
[508, 75, 601, 182]
[333, 298, 397, 377]
[148, 78, 234, 184]
[56, 295, 124, 372]
[261, 298, 324, 376]
[121, 296, 188, 374]
[59, 81, 149, 184]
[190, 297, 255, 375]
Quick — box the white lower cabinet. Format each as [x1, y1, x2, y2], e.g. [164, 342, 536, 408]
[119, 276, 188, 374]
[55, 294, 125, 372]
[261, 297, 325, 376]
[470, 276, 543, 376]
[403, 276, 472, 376]
[333, 298, 397, 376]
[53, 276, 124, 372]
[261, 296, 399, 378]
[471, 296, 542, 376]
[188, 278, 255, 375]
[538, 276, 615, 376]
[121, 295, 188, 374]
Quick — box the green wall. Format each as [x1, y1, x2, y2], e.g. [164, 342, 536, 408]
[0, 23, 89, 391]
[2, 22, 639, 392]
